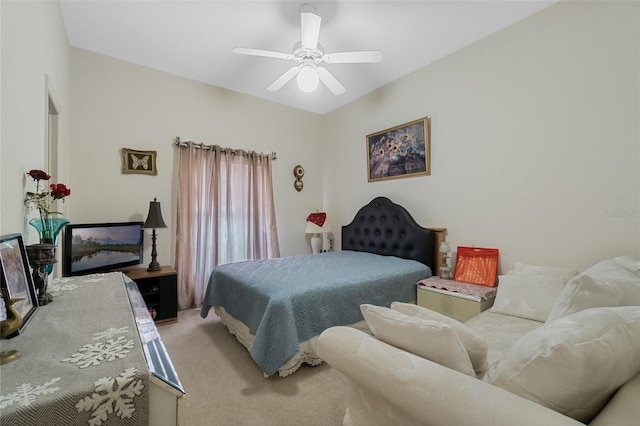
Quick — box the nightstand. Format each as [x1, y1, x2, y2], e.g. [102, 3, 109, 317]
[126, 265, 178, 325]
[416, 277, 496, 322]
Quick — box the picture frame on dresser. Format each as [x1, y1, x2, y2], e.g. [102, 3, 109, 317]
[0, 233, 38, 336]
[366, 117, 431, 182]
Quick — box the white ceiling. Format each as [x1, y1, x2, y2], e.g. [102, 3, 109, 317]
[59, 1, 555, 115]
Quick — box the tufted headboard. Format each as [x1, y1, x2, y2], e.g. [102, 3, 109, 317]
[341, 197, 438, 272]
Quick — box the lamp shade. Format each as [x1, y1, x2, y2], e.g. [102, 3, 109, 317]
[142, 198, 167, 229]
[439, 241, 451, 254]
[305, 220, 332, 234]
[305, 212, 331, 234]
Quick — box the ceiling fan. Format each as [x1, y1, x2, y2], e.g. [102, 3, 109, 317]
[233, 3, 383, 95]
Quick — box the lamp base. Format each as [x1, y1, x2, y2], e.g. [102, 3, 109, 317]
[439, 265, 451, 280]
[310, 234, 322, 254]
[147, 228, 161, 271]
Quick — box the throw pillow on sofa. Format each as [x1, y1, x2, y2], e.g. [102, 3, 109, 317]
[613, 255, 640, 277]
[390, 301, 488, 373]
[580, 258, 640, 282]
[491, 274, 566, 322]
[484, 306, 640, 423]
[360, 304, 476, 377]
[513, 262, 579, 282]
[546, 273, 640, 322]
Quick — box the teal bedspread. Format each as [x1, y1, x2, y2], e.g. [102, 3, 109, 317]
[200, 251, 432, 376]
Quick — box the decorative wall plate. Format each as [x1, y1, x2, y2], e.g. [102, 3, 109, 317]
[293, 165, 304, 191]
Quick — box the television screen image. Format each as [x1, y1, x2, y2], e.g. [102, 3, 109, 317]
[62, 222, 143, 277]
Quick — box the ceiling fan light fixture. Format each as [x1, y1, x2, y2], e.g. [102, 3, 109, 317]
[296, 65, 319, 92]
[233, 4, 382, 96]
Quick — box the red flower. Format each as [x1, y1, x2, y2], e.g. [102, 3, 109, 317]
[50, 183, 71, 200]
[24, 170, 71, 225]
[27, 169, 51, 181]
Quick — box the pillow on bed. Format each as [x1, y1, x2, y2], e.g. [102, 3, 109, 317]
[513, 262, 579, 282]
[484, 306, 640, 423]
[360, 304, 476, 377]
[390, 301, 488, 373]
[546, 273, 640, 322]
[490, 274, 566, 322]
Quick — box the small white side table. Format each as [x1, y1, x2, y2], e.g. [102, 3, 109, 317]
[416, 277, 497, 322]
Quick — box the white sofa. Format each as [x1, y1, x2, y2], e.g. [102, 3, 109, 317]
[318, 257, 640, 426]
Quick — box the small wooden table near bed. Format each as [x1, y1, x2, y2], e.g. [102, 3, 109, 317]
[201, 196, 446, 377]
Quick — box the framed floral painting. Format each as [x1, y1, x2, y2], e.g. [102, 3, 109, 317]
[366, 117, 430, 182]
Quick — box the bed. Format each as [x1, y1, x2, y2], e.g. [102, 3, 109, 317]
[200, 196, 445, 377]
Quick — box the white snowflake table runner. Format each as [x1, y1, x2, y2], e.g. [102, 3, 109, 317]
[0, 272, 150, 425]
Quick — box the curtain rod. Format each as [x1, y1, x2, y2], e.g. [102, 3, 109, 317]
[174, 137, 277, 160]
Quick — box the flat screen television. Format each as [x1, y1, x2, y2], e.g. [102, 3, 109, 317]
[62, 221, 144, 277]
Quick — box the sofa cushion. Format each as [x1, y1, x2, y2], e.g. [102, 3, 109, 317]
[589, 371, 640, 426]
[491, 274, 566, 322]
[390, 301, 488, 373]
[484, 306, 640, 423]
[582, 258, 640, 282]
[513, 262, 579, 282]
[547, 273, 640, 322]
[613, 255, 640, 277]
[360, 304, 476, 377]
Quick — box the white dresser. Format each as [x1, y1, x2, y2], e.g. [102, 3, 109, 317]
[0, 272, 185, 425]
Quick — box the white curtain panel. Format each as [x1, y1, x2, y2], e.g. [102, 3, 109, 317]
[175, 142, 280, 309]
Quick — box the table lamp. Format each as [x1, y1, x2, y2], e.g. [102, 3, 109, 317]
[439, 241, 452, 279]
[142, 198, 167, 271]
[305, 212, 332, 254]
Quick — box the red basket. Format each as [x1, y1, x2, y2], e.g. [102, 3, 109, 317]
[452, 246, 499, 287]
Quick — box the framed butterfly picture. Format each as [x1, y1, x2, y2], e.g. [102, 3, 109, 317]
[121, 148, 157, 175]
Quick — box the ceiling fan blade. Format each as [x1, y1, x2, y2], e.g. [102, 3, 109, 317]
[267, 67, 300, 91]
[323, 51, 383, 64]
[301, 10, 321, 50]
[233, 47, 293, 61]
[317, 67, 345, 95]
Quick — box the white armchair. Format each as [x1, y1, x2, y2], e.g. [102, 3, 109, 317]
[319, 326, 586, 426]
[318, 256, 640, 426]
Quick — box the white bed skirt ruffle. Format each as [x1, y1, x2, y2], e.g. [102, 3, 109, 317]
[214, 305, 369, 377]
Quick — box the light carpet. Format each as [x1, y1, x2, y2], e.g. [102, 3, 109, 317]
[158, 308, 348, 426]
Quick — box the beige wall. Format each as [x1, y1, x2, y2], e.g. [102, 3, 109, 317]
[323, 1, 640, 272]
[69, 48, 324, 266]
[0, 1, 70, 240]
[2, 1, 638, 277]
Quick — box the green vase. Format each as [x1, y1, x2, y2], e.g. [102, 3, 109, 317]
[29, 218, 69, 274]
